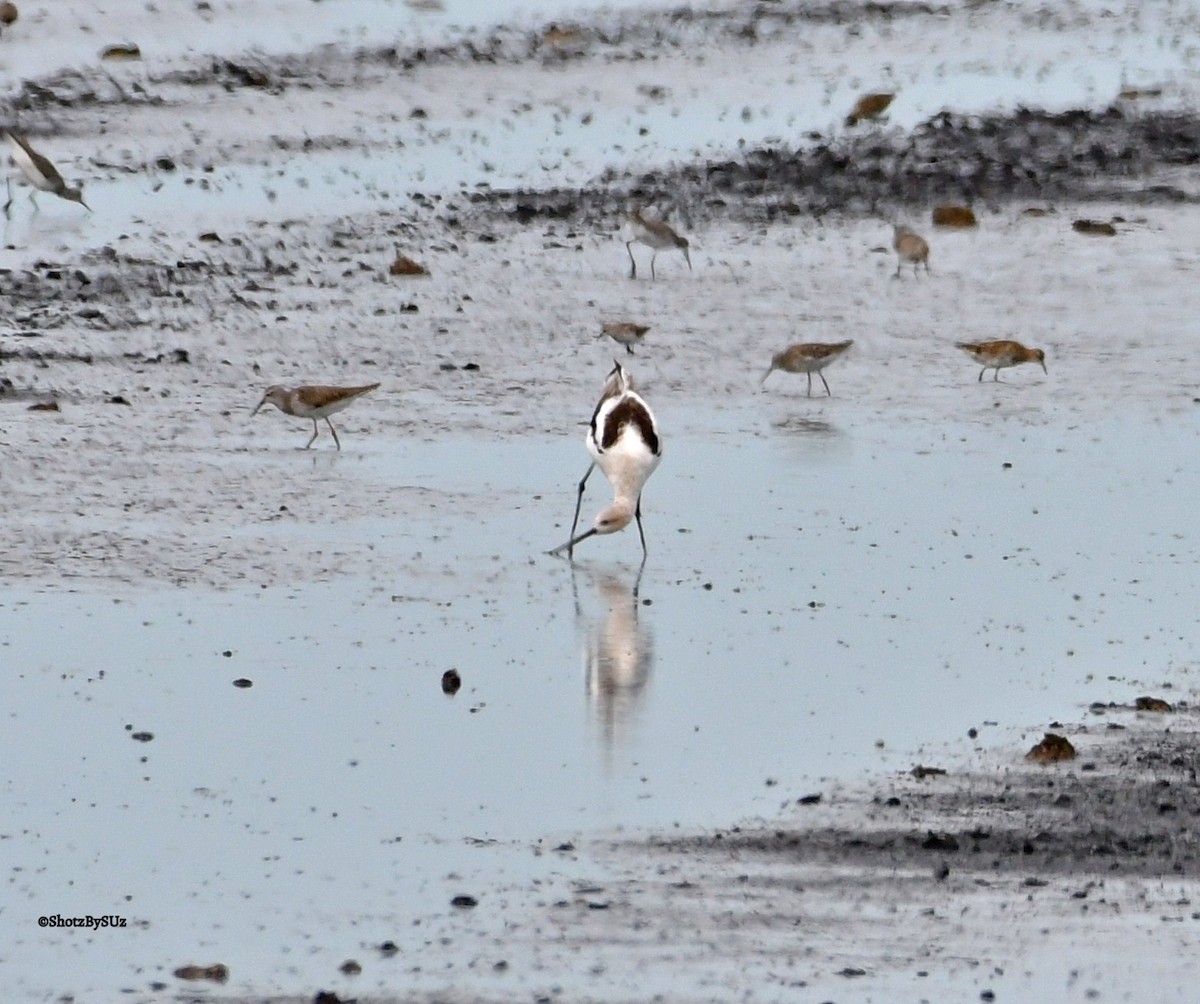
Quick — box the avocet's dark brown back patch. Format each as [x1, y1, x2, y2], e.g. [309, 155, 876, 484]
[601, 397, 660, 455]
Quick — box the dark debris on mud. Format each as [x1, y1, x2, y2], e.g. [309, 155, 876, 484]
[488, 106, 1200, 231]
[653, 717, 1200, 881]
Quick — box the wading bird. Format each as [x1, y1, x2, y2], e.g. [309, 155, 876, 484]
[550, 361, 662, 561]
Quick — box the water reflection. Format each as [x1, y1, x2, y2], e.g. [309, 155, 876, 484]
[573, 564, 654, 751]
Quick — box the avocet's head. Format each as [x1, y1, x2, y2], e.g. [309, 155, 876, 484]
[600, 359, 632, 398]
[252, 385, 287, 416]
[548, 500, 636, 558]
[1031, 348, 1047, 374]
[677, 236, 692, 270]
[591, 500, 635, 536]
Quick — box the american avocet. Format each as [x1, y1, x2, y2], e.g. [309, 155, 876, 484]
[624, 209, 691, 281]
[550, 360, 663, 560]
[251, 383, 380, 449]
[846, 92, 895, 126]
[598, 321, 650, 355]
[956, 340, 1047, 382]
[3, 132, 90, 213]
[892, 224, 930, 278]
[761, 340, 854, 397]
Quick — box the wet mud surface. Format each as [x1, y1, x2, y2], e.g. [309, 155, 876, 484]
[8, 0, 1200, 1000]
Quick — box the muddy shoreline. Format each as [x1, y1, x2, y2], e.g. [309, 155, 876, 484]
[7, 1, 1200, 1000]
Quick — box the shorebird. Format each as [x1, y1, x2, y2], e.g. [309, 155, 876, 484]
[761, 341, 854, 397]
[251, 383, 380, 449]
[3, 131, 90, 213]
[550, 360, 662, 561]
[892, 224, 930, 278]
[846, 92, 895, 126]
[956, 340, 1047, 382]
[623, 209, 691, 281]
[598, 322, 650, 355]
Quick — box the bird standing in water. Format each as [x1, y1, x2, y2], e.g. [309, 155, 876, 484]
[550, 360, 663, 561]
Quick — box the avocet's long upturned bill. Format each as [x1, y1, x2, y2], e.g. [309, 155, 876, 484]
[550, 361, 663, 560]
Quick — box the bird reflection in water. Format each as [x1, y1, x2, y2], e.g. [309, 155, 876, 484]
[573, 565, 654, 751]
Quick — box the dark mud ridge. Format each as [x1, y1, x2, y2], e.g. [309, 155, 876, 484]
[651, 715, 1200, 881]
[494, 107, 1200, 228]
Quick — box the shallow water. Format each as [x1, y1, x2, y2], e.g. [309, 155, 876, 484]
[7, 405, 1200, 997]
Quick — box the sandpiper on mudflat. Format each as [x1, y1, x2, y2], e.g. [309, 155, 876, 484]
[892, 224, 930, 278]
[3, 131, 90, 213]
[251, 383, 381, 449]
[623, 209, 691, 281]
[956, 340, 1047, 382]
[761, 341, 854, 397]
[598, 322, 650, 355]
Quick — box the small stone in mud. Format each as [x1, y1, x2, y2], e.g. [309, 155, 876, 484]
[101, 43, 142, 60]
[131, 731, 154, 742]
[932, 204, 977, 228]
[156, 156, 177, 171]
[797, 793, 822, 805]
[378, 940, 399, 956]
[0, 2, 17, 27]
[338, 959, 362, 975]
[108, 395, 131, 406]
[232, 678, 252, 688]
[837, 966, 868, 977]
[441, 669, 461, 695]
[1026, 732, 1076, 762]
[173, 963, 228, 983]
[199, 232, 222, 243]
[389, 252, 428, 276]
[911, 764, 946, 779]
[312, 993, 348, 1004]
[27, 401, 59, 412]
[1072, 219, 1117, 236]
[1135, 696, 1173, 712]
[921, 831, 959, 852]
[451, 894, 478, 908]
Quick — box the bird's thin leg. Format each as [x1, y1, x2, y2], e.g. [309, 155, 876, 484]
[626, 344, 634, 356]
[650, 252, 657, 282]
[993, 369, 1000, 382]
[634, 495, 648, 559]
[805, 372, 813, 397]
[893, 261, 901, 279]
[819, 371, 832, 397]
[567, 463, 595, 557]
[327, 418, 342, 450]
[3, 176, 11, 215]
[29, 190, 38, 211]
[633, 554, 646, 600]
[626, 241, 637, 280]
[305, 419, 319, 449]
[977, 368, 985, 383]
